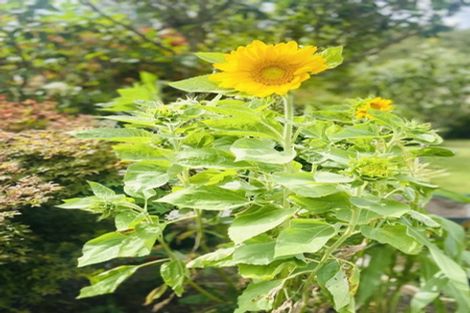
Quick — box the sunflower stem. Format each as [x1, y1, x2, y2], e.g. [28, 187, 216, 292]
[282, 95, 294, 209]
[282, 95, 294, 153]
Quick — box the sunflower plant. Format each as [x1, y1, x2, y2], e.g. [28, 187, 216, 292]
[59, 41, 470, 313]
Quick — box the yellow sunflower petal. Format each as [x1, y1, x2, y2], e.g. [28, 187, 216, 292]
[209, 40, 333, 97]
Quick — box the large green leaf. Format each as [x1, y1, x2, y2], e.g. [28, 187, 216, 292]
[78, 223, 161, 267]
[428, 247, 468, 291]
[290, 193, 350, 214]
[228, 206, 296, 244]
[168, 75, 228, 93]
[233, 240, 276, 265]
[113, 143, 173, 167]
[316, 260, 351, 311]
[274, 219, 336, 257]
[203, 117, 282, 141]
[57, 196, 101, 212]
[88, 181, 121, 201]
[314, 171, 354, 183]
[74, 127, 156, 143]
[273, 172, 338, 198]
[230, 138, 295, 164]
[406, 225, 469, 292]
[176, 148, 251, 169]
[234, 279, 284, 313]
[187, 247, 235, 268]
[361, 224, 423, 255]
[160, 260, 186, 296]
[350, 197, 410, 217]
[156, 186, 248, 210]
[78, 265, 140, 298]
[124, 162, 169, 199]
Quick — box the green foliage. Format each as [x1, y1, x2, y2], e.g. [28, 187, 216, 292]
[0, 99, 121, 312]
[0, 0, 465, 112]
[349, 34, 470, 137]
[62, 58, 469, 313]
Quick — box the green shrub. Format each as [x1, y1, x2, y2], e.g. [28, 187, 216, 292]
[0, 99, 122, 312]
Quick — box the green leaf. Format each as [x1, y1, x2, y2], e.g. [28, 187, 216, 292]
[102, 115, 156, 127]
[273, 172, 338, 198]
[434, 189, 470, 203]
[78, 265, 140, 298]
[78, 223, 161, 267]
[176, 148, 251, 169]
[274, 219, 336, 258]
[428, 247, 468, 291]
[124, 162, 169, 199]
[433, 215, 465, 258]
[228, 205, 296, 244]
[230, 138, 295, 164]
[320, 46, 343, 69]
[446, 280, 470, 313]
[406, 225, 469, 292]
[234, 280, 284, 313]
[88, 181, 121, 202]
[204, 117, 282, 141]
[316, 260, 350, 311]
[407, 211, 440, 228]
[414, 146, 454, 157]
[360, 224, 423, 255]
[238, 261, 294, 280]
[233, 240, 276, 265]
[314, 171, 354, 183]
[329, 124, 376, 140]
[168, 75, 228, 93]
[113, 144, 172, 166]
[74, 127, 156, 143]
[187, 247, 235, 268]
[334, 207, 380, 225]
[160, 260, 186, 296]
[114, 211, 141, 231]
[156, 186, 248, 211]
[410, 272, 447, 313]
[356, 246, 394, 306]
[57, 196, 100, 211]
[350, 197, 410, 218]
[194, 52, 226, 63]
[290, 193, 350, 214]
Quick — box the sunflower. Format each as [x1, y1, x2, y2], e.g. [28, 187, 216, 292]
[209, 40, 328, 97]
[355, 97, 393, 119]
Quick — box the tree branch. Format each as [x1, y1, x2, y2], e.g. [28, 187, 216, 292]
[78, 0, 174, 54]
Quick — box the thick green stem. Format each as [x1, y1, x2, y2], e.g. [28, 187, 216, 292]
[282, 95, 295, 208]
[282, 95, 294, 153]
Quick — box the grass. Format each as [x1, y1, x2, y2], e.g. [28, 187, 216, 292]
[430, 140, 470, 194]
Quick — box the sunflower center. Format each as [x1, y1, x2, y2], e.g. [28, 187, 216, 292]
[369, 101, 383, 109]
[253, 65, 294, 85]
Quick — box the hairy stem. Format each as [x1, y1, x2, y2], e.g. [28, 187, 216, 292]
[282, 95, 295, 208]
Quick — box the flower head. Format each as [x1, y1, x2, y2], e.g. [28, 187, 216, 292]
[350, 156, 398, 179]
[209, 40, 328, 97]
[355, 97, 393, 119]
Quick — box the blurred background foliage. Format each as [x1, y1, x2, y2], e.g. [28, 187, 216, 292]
[1, 0, 469, 136]
[0, 0, 469, 312]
